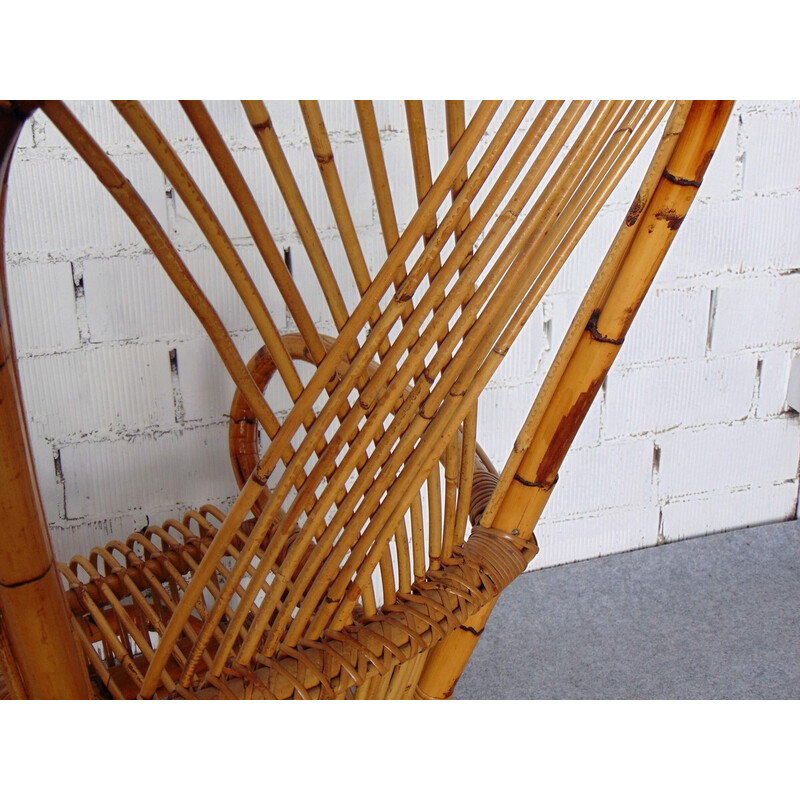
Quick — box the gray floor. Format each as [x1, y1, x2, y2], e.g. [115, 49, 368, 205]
[455, 519, 800, 699]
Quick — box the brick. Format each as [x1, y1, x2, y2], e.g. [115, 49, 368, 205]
[14, 115, 36, 149]
[541, 438, 655, 519]
[176, 330, 264, 423]
[167, 148, 253, 245]
[741, 104, 800, 195]
[27, 421, 63, 523]
[694, 107, 741, 202]
[604, 354, 756, 438]
[188, 242, 288, 333]
[661, 192, 800, 281]
[60, 424, 237, 520]
[83, 245, 287, 344]
[5, 151, 168, 257]
[660, 480, 798, 543]
[6, 260, 80, 354]
[710, 274, 800, 355]
[487, 304, 548, 387]
[756, 347, 797, 418]
[656, 418, 800, 500]
[42, 101, 143, 152]
[48, 519, 112, 566]
[376, 137, 425, 230]
[617, 287, 710, 366]
[551, 204, 621, 296]
[530, 504, 661, 571]
[82, 253, 203, 342]
[17, 342, 174, 438]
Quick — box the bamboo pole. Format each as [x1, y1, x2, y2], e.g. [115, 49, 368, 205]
[405, 101, 439, 278]
[299, 101, 372, 297]
[491, 100, 735, 536]
[0, 103, 92, 698]
[446, 100, 478, 551]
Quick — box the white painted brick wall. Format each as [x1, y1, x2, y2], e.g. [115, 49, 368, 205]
[17, 343, 174, 436]
[3, 100, 798, 572]
[603, 355, 756, 438]
[656, 418, 800, 500]
[60, 424, 235, 521]
[710, 275, 800, 355]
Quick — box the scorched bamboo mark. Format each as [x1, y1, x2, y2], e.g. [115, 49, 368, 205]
[654, 208, 685, 231]
[534, 374, 605, 485]
[625, 191, 644, 226]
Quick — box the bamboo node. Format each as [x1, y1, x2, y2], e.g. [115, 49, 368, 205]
[513, 472, 559, 491]
[586, 311, 625, 346]
[662, 168, 702, 188]
[251, 471, 269, 487]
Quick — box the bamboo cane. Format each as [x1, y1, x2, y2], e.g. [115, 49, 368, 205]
[242, 100, 350, 331]
[446, 100, 478, 550]
[405, 101, 440, 278]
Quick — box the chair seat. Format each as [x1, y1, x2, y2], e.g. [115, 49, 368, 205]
[55, 484, 537, 699]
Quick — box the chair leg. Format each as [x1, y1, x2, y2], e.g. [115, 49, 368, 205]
[0, 105, 92, 699]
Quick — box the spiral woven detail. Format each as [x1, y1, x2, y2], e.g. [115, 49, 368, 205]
[469, 469, 500, 524]
[460, 525, 538, 594]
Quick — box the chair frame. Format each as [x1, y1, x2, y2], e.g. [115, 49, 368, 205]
[0, 100, 733, 699]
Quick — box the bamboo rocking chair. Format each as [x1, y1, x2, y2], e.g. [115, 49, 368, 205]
[0, 100, 733, 699]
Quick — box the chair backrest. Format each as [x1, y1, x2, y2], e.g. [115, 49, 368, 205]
[0, 100, 733, 699]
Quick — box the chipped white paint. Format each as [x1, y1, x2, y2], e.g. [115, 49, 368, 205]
[4, 101, 799, 569]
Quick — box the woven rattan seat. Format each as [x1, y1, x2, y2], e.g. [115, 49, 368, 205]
[0, 100, 733, 699]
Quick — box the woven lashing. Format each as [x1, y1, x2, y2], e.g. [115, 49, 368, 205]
[190, 526, 538, 699]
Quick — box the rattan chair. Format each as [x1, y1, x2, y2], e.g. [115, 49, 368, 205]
[0, 100, 732, 699]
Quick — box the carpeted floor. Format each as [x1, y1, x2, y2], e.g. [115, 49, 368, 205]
[455, 518, 800, 699]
